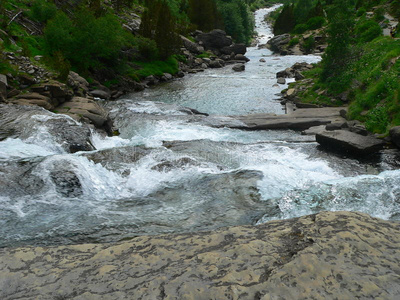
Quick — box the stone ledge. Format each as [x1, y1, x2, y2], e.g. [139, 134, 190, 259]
[1, 211, 399, 299]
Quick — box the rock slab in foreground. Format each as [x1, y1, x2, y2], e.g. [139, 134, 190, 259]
[316, 130, 386, 155]
[1, 211, 400, 299]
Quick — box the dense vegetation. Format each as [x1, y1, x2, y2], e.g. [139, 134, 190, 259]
[279, 0, 400, 134]
[0, 0, 256, 83]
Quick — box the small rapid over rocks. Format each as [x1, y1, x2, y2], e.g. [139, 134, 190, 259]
[0, 6, 399, 248]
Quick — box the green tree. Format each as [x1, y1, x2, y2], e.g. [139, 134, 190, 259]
[321, 0, 355, 90]
[188, 0, 221, 32]
[139, 0, 181, 59]
[273, 4, 295, 35]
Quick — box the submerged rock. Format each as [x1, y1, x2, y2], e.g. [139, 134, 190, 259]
[232, 64, 245, 72]
[1, 211, 399, 299]
[50, 170, 82, 198]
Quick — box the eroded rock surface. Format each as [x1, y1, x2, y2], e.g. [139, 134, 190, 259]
[1, 211, 399, 300]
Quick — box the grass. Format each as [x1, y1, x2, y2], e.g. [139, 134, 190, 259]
[124, 56, 179, 80]
[297, 36, 400, 134]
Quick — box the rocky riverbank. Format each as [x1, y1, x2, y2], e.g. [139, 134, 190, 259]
[273, 62, 400, 155]
[1, 211, 399, 299]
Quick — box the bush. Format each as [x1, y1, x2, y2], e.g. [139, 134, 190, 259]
[356, 7, 366, 17]
[293, 24, 308, 34]
[44, 9, 131, 73]
[288, 37, 299, 47]
[355, 19, 382, 43]
[306, 16, 325, 30]
[303, 36, 315, 53]
[29, 0, 57, 23]
[133, 36, 159, 61]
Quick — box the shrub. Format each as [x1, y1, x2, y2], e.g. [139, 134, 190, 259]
[29, 0, 57, 23]
[303, 36, 315, 53]
[288, 37, 299, 47]
[306, 16, 325, 30]
[44, 9, 131, 73]
[355, 19, 382, 43]
[133, 36, 159, 61]
[356, 7, 366, 17]
[293, 24, 308, 34]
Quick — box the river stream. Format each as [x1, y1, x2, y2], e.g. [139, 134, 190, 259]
[0, 6, 399, 248]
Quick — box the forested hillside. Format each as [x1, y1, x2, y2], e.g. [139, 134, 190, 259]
[273, 0, 400, 134]
[0, 0, 256, 87]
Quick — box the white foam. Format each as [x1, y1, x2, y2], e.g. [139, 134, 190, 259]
[0, 138, 55, 159]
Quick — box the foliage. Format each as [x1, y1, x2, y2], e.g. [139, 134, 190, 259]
[288, 37, 299, 47]
[188, 0, 221, 32]
[354, 19, 382, 43]
[140, 0, 181, 59]
[216, 0, 254, 45]
[127, 56, 179, 79]
[28, 0, 57, 23]
[306, 16, 325, 30]
[303, 36, 315, 53]
[320, 0, 355, 92]
[44, 8, 131, 73]
[273, 4, 295, 35]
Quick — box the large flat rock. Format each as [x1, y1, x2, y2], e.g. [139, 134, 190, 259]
[1, 211, 399, 299]
[316, 130, 386, 155]
[204, 107, 347, 131]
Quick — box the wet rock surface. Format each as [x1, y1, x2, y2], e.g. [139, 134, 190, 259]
[203, 107, 346, 131]
[1, 211, 399, 300]
[316, 130, 386, 155]
[0, 104, 94, 152]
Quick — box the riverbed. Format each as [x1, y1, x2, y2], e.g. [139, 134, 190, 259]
[0, 6, 399, 248]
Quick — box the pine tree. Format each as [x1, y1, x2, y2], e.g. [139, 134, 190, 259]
[188, 0, 221, 32]
[155, 1, 181, 59]
[321, 0, 355, 90]
[139, 0, 181, 60]
[273, 4, 295, 35]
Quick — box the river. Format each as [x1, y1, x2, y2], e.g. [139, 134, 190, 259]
[0, 6, 399, 248]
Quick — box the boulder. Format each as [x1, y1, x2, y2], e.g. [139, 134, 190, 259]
[90, 89, 111, 100]
[267, 34, 290, 53]
[50, 170, 83, 198]
[160, 73, 173, 81]
[67, 71, 89, 95]
[389, 126, 400, 148]
[58, 97, 112, 134]
[209, 60, 224, 68]
[180, 35, 202, 54]
[259, 58, 266, 62]
[294, 70, 305, 81]
[234, 54, 250, 62]
[0, 74, 7, 102]
[12, 92, 55, 110]
[221, 43, 247, 55]
[195, 29, 233, 51]
[277, 77, 286, 84]
[0, 104, 95, 153]
[276, 67, 294, 78]
[1, 211, 400, 299]
[30, 82, 73, 105]
[316, 130, 386, 155]
[18, 74, 36, 86]
[144, 75, 158, 85]
[232, 64, 245, 72]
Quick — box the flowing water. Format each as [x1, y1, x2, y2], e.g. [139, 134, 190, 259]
[1, 6, 399, 248]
